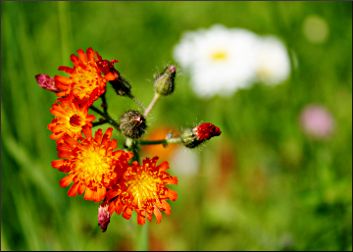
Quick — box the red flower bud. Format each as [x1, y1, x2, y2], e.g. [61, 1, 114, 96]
[35, 74, 59, 92]
[98, 204, 111, 232]
[181, 122, 221, 148]
[194, 122, 221, 141]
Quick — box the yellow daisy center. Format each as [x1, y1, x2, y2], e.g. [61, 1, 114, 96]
[128, 172, 161, 208]
[76, 147, 112, 184]
[210, 50, 228, 61]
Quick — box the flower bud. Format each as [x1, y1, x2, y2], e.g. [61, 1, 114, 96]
[181, 122, 221, 148]
[35, 74, 59, 92]
[97, 59, 133, 98]
[109, 75, 133, 98]
[154, 65, 176, 96]
[119, 110, 147, 139]
[98, 204, 110, 232]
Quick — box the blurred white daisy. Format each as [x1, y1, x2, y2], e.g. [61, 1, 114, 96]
[254, 36, 291, 85]
[173, 24, 259, 97]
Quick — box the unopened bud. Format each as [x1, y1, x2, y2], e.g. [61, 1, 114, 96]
[154, 65, 176, 96]
[98, 204, 110, 232]
[97, 59, 133, 98]
[181, 122, 221, 148]
[35, 74, 59, 92]
[119, 110, 147, 139]
[110, 75, 133, 98]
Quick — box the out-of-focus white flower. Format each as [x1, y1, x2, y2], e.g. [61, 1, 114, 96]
[254, 36, 291, 85]
[299, 104, 335, 139]
[173, 24, 292, 97]
[173, 24, 259, 97]
[170, 147, 200, 177]
[302, 15, 329, 44]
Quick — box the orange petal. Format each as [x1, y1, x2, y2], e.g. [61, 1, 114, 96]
[95, 187, 106, 202]
[78, 183, 85, 195]
[68, 182, 80, 197]
[167, 190, 178, 201]
[137, 213, 146, 225]
[70, 54, 80, 66]
[158, 161, 169, 171]
[104, 72, 118, 81]
[153, 207, 162, 224]
[55, 75, 71, 85]
[122, 208, 132, 220]
[77, 49, 87, 63]
[83, 188, 94, 201]
[161, 201, 171, 215]
[59, 175, 74, 187]
[51, 159, 65, 169]
[58, 66, 74, 74]
[87, 48, 95, 61]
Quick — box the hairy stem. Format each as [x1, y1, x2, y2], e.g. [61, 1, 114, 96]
[143, 93, 160, 118]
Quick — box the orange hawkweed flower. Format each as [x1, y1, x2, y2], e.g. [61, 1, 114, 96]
[106, 157, 178, 225]
[48, 95, 95, 141]
[52, 126, 133, 202]
[54, 48, 118, 106]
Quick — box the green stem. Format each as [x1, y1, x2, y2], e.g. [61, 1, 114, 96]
[139, 137, 182, 146]
[101, 93, 108, 115]
[136, 222, 149, 251]
[89, 106, 120, 131]
[143, 93, 160, 118]
[92, 119, 108, 127]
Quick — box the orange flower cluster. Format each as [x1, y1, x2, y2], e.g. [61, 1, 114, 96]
[36, 48, 178, 229]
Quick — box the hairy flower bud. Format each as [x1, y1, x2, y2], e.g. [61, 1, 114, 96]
[181, 122, 221, 148]
[35, 74, 59, 92]
[98, 204, 111, 232]
[154, 65, 176, 96]
[119, 110, 147, 139]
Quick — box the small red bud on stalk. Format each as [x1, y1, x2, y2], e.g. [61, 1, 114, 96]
[98, 204, 111, 232]
[35, 74, 59, 92]
[181, 122, 221, 148]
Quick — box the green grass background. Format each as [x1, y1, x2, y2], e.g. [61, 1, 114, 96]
[1, 1, 352, 250]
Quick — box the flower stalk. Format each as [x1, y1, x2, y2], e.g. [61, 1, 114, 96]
[143, 93, 160, 118]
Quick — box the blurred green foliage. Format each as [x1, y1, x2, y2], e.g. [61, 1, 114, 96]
[1, 1, 352, 251]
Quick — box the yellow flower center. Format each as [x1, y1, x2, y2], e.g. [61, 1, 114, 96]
[128, 172, 160, 208]
[76, 147, 112, 184]
[72, 64, 102, 100]
[210, 50, 228, 61]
